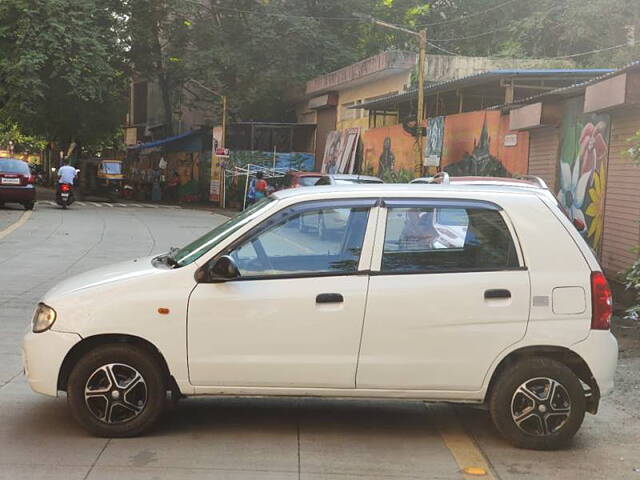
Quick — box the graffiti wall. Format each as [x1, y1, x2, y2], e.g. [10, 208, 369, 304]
[556, 97, 610, 253]
[362, 111, 529, 182]
[362, 123, 419, 182]
[441, 111, 529, 176]
[424, 116, 445, 167]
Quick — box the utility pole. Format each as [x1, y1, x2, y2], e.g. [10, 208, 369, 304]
[355, 14, 427, 176]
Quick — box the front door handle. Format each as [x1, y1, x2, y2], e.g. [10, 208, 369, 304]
[485, 289, 511, 299]
[316, 293, 344, 304]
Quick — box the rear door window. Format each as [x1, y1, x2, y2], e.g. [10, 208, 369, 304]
[381, 203, 519, 273]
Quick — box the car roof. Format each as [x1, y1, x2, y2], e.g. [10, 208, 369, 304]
[411, 175, 546, 189]
[272, 183, 550, 201]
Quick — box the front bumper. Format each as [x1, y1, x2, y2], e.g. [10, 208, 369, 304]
[22, 329, 81, 397]
[572, 330, 618, 398]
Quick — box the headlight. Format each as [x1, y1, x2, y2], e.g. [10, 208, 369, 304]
[32, 303, 57, 333]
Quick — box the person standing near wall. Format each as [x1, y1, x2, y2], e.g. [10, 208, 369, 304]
[254, 171, 268, 200]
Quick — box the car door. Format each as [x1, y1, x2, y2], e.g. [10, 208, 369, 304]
[356, 199, 531, 391]
[187, 199, 378, 388]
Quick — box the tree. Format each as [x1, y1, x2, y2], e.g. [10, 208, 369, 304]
[0, 0, 128, 153]
[419, 0, 639, 67]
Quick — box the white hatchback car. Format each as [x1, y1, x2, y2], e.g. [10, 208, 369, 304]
[23, 182, 617, 449]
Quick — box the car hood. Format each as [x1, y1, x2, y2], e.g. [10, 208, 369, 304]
[43, 255, 164, 301]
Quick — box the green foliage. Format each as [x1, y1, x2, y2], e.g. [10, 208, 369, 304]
[421, 0, 639, 67]
[623, 130, 640, 318]
[0, 0, 128, 148]
[380, 168, 413, 183]
[0, 123, 46, 153]
[626, 130, 640, 165]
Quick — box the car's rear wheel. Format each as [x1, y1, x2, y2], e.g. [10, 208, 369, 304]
[489, 357, 585, 450]
[67, 344, 166, 437]
[23, 201, 34, 210]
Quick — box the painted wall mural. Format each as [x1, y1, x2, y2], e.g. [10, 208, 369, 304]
[362, 111, 529, 182]
[556, 97, 610, 253]
[441, 111, 529, 176]
[321, 128, 360, 174]
[424, 116, 445, 167]
[362, 123, 419, 182]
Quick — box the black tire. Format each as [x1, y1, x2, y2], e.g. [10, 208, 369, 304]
[489, 357, 585, 450]
[23, 201, 34, 210]
[67, 344, 166, 437]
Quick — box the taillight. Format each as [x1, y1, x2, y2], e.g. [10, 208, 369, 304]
[27, 175, 35, 184]
[61, 184, 71, 192]
[591, 271, 612, 330]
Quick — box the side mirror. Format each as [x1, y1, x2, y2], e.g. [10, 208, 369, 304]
[205, 255, 240, 282]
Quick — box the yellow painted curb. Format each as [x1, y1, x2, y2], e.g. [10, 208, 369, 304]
[0, 210, 33, 241]
[426, 404, 497, 480]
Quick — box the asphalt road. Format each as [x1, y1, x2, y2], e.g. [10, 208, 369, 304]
[0, 200, 638, 480]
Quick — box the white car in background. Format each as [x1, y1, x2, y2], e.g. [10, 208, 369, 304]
[23, 180, 617, 450]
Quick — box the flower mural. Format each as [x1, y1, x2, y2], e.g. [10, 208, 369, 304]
[556, 98, 611, 254]
[579, 121, 608, 176]
[557, 158, 591, 229]
[585, 162, 606, 249]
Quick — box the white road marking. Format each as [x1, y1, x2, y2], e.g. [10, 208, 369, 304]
[90, 202, 102, 207]
[103, 203, 114, 207]
[0, 210, 33, 240]
[117, 203, 127, 207]
[76, 201, 87, 206]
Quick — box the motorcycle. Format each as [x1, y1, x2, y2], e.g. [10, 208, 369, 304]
[56, 183, 75, 209]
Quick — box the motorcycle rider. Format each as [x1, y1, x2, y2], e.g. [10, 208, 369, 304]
[57, 159, 77, 186]
[56, 159, 77, 207]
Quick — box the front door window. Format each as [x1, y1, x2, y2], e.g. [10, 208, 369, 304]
[229, 206, 370, 278]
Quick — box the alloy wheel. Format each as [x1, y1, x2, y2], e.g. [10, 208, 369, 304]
[510, 377, 572, 436]
[84, 363, 147, 424]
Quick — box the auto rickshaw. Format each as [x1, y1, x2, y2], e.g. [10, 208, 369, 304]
[78, 158, 124, 201]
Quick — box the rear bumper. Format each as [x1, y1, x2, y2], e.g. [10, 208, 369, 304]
[22, 329, 81, 397]
[0, 185, 35, 202]
[572, 330, 618, 398]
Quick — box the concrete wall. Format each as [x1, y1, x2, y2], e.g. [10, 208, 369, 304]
[425, 55, 574, 83]
[336, 71, 410, 131]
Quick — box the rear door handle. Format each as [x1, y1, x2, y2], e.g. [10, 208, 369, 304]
[485, 289, 511, 299]
[316, 293, 344, 304]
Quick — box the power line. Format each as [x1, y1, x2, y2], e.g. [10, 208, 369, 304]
[200, 4, 358, 21]
[430, 24, 513, 42]
[427, 41, 458, 56]
[415, 0, 525, 27]
[547, 43, 631, 59]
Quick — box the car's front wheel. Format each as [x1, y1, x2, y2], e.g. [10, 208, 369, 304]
[67, 344, 166, 437]
[489, 357, 586, 450]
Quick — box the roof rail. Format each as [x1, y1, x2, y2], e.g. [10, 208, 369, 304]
[516, 175, 548, 189]
[434, 172, 450, 185]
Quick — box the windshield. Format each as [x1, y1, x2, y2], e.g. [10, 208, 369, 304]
[102, 161, 122, 174]
[171, 196, 275, 267]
